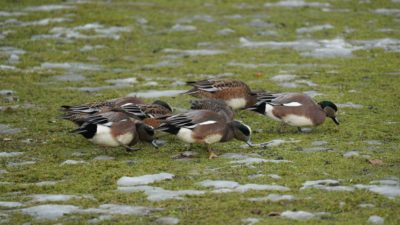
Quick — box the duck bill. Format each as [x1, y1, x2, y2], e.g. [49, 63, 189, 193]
[332, 117, 340, 125]
[246, 139, 256, 147]
[151, 139, 159, 149]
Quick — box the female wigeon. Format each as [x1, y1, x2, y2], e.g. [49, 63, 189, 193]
[184, 79, 258, 110]
[190, 99, 234, 122]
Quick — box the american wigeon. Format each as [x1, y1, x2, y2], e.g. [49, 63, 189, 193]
[62, 96, 144, 125]
[190, 99, 234, 122]
[249, 92, 339, 131]
[184, 79, 258, 110]
[71, 115, 158, 152]
[158, 110, 253, 159]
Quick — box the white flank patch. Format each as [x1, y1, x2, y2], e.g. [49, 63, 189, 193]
[226, 98, 246, 109]
[199, 120, 217, 125]
[204, 134, 222, 144]
[116, 133, 134, 145]
[283, 102, 302, 107]
[283, 114, 313, 126]
[117, 173, 175, 186]
[177, 128, 196, 143]
[264, 104, 281, 121]
[185, 120, 217, 129]
[90, 125, 119, 147]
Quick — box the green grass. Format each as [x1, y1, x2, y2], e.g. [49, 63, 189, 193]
[0, 0, 399, 224]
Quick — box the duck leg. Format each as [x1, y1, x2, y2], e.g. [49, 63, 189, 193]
[207, 144, 218, 159]
[117, 141, 140, 152]
[277, 122, 287, 133]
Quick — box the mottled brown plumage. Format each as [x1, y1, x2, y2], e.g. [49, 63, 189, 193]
[61, 96, 144, 125]
[184, 79, 258, 109]
[190, 99, 234, 122]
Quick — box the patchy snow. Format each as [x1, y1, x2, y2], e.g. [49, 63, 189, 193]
[162, 48, 225, 56]
[29, 194, 92, 202]
[32, 23, 131, 41]
[61, 160, 86, 165]
[117, 173, 175, 186]
[20, 203, 162, 220]
[217, 28, 235, 35]
[93, 155, 115, 161]
[118, 185, 205, 201]
[83, 204, 163, 215]
[240, 37, 355, 58]
[232, 158, 292, 165]
[248, 194, 295, 202]
[7, 161, 36, 167]
[297, 24, 334, 34]
[265, 0, 330, 8]
[372, 8, 400, 15]
[19, 18, 72, 26]
[0, 11, 26, 17]
[343, 151, 360, 158]
[142, 60, 182, 69]
[106, 77, 137, 86]
[301, 147, 332, 152]
[242, 218, 260, 225]
[268, 174, 282, 180]
[128, 90, 185, 98]
[359, 203, 375, 208]
[80, 45, 105, 52]
[337, 102, 364, 109]
[24, 4, 74, 11]
[41, 62, 102, 71]
[155, 217, 180, 225]
[198, 180, 290, 192]
[170, 24, 197, 32]
[368, 215, 384, 224]
[21, 204, 80, 220]
[354, 178, 400, 199]
[260, 139, 300, 147]
[281, 210, 328, 220]
[178, 14, 214, 23]
[301, 179, 355, 191]
[0, 152, 23, 157]
[35, 181, 58, 186]
[198, 180, 240, 189]
[0, 201, 24, 208]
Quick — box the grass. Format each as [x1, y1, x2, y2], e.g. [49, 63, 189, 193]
[0, 0, 399, 224]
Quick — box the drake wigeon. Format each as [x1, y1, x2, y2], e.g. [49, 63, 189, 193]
[61, 96, 144, 125]
[184, 79, 258, 110]
[249, 92, 339, 131]
[189, 99, 234, 122]
[158, 110, 254, 159]
[71, 115, 158, 152]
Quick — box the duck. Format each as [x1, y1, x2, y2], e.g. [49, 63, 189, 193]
[157, 110, 254, 159]
[71, 115, 158, 152]
[61, 96, 144, 125]
[62, 97, 172, 127]
[118, 100, 173, 128]
[184, 79, 259, 110]
[248, 92, 339, 131]
[189, 99, 234, 122]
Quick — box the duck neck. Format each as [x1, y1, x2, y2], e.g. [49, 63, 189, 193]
[221, 123, 235, 142]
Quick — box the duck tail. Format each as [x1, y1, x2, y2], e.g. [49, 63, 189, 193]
[70, 123, 97, 139]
